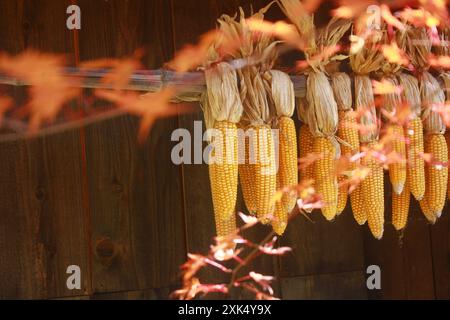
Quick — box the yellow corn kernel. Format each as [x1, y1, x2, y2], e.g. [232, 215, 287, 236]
[215, 213, 237, 238]
[387, 125, 407, 194]
[239, 134, 256, 215]
[445, 131, 450, 200]
[392, 182, 410, 231]
[278, 116, 298, 213]
[406, 117, 425, 200]
[361, 142, 385, 239]
[252, 125, 277, 223]
[209, 121, 239, 224]
[313, 137, 338, 221]
[273, 186, 288, 236]
[350, 186, 367, 225]
[299, 124, 314, 182]
[424, 133, 448, 218]
[419, 197, 437, 224]
[337, 110, 360, 214]
[299, 124, 314, 213]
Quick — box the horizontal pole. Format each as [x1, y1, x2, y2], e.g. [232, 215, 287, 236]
[0, 67, 307, 99]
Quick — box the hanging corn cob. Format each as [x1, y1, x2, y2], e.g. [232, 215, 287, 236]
[397, 73, 425, 201]
[378, 50, 410, 229]
[379, 75, 407, 195]
[436, 27, 450, 200]
[331, 72, 360, 215]
[268, 70, 297, 235]
[420, 61, 448, 221]
[442, 73, 450, 200]
[279, 1, 350, 221]
[297, 97, 315, 213]
[203, 62, 243, 238]
[401, 27, 448, 221]
[392, 183, 411, 231]
[350, 35, 386, 239]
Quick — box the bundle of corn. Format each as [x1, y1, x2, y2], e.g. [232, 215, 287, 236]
[331, 72, 360, 216]
[350, 35, 386, 239]
[401, 27, 448, 221]
[435, 27, 450, 200]
[203, 62, 243, 238]
[279, 0, 350, 221]
[267, 70, 297, 235]
[218, 6, 278, 224]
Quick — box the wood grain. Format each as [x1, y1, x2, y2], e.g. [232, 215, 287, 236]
[280, 271, 368, 300]
[77, 0, 186, 294]
[0, 0, 89, 299]
[430, 213, 450, 299]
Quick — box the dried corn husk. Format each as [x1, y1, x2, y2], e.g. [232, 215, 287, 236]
[268, 70, 295, 118]
[398, 73, 422, 119]
[350, 40, 384, 143]
[332, 72, 352, 111]
[420, 71, 446, 134]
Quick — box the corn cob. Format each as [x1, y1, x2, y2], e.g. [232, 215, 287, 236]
[203, 63, 243, 237]
[273, 182, 288, 235]
[305, 71, 340, 221]
[313, 136, 338, 220]
[386, 124, 407, 194]
[398, 74, 425, 201]
[360, 143, 385, 239]
[215, 212, 237, 238]
[446, 130, 450, 201]
[423, 133, 448, 218]
[336, 108, 360, 214]
[332, 72, 359, 215]
[380, 76, 407, 194]
[209, 121, 239, 221]
[350, 32, 385, 238]
[419, 197, 437, 224]
[252, 125, 277, 223]
[420, 71, 447, 219]
[350, 187, 367, 225]
[298, 124, 314, 183]
[269, 70, 298, 218]
[392, 182, 410, 231]
[298, 124, 314, 213]
[442, 74, 450, 200]
[239, 132, 257, 214]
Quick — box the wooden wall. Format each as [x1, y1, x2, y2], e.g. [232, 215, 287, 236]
[0, 0, 449, 300]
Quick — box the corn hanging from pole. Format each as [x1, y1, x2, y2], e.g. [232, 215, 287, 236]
[203, 63, 243, 237]
[420, 71, 448, 219]
[350, 29, 386, 238]
[332, 72, 360, 215]
[398, 74, 425, 201]
[268, 70, 298, 235]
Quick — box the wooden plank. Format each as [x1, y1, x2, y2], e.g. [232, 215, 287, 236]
[279, 210, 366, 277]
[363, 189, 436, 299]
[430, 212, 450, 299]
[0, 0, 89, 299]
[77, 0, 186, 294]
[280, 271, 368, 300]
[90, 287, 173, 300]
